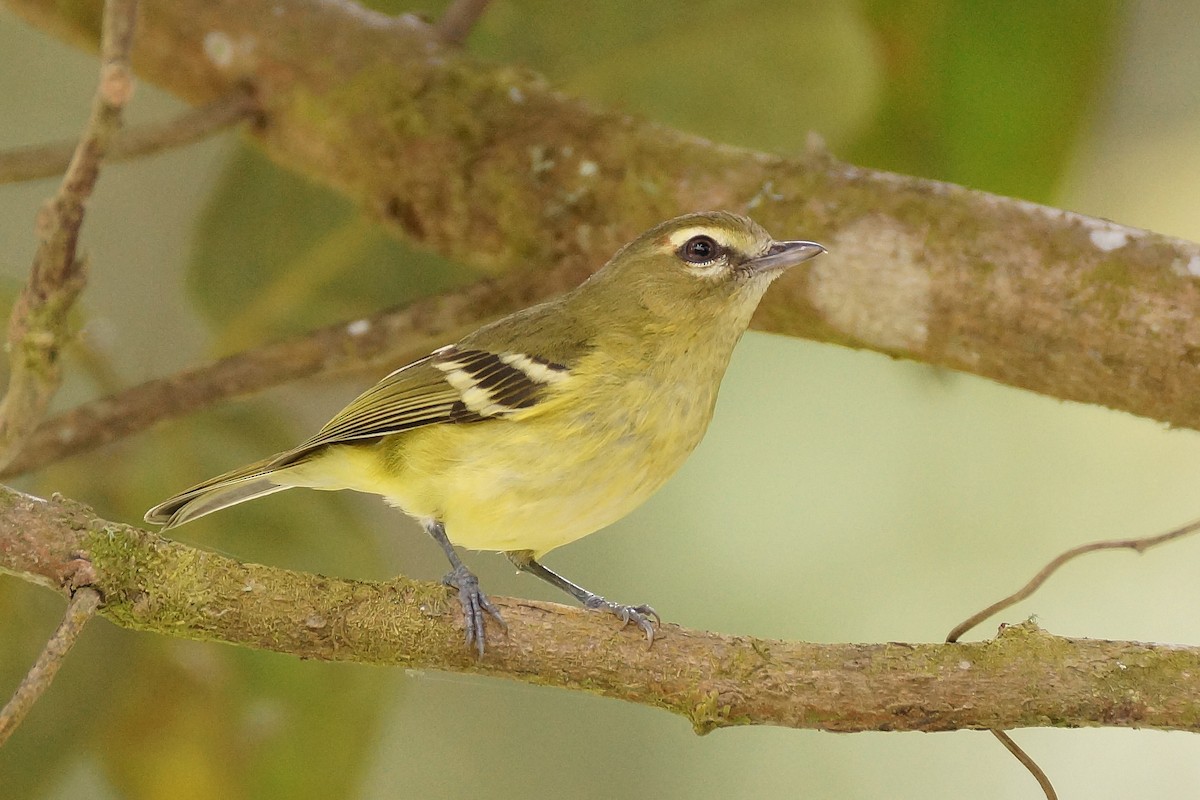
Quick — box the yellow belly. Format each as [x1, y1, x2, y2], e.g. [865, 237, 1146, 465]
[284, 371, 720, 557]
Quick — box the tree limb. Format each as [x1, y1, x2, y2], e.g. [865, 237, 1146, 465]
[0, 586, 101, 747]
[0, 0, 138, 471]
[1, 484, 1198, 735]
[0, 265, 585, 477]
[0, 88, 256, 184]
[6, 0, 1200, 438]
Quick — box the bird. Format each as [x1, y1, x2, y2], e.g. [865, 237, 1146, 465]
[146, 211, 825, 654]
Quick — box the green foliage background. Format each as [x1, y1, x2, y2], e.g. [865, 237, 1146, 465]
[3, 1, 1200, 798]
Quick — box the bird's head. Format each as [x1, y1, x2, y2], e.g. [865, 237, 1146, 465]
[585, 212, 825, 326]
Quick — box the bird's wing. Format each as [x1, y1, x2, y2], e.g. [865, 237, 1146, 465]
[292, 292, 596, 457]
[145, 343, 578, 527]
[283, 345, 571, 458]
[147, 296, 595, 528]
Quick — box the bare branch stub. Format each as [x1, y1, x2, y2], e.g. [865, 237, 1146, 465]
[435, 0, 492, 46]
[0, 0, 141, 471]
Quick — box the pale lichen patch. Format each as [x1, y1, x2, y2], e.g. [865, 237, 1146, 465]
[203, 31, 258, 73]
[808, 216, 932, 352]
[203, 31, 235, 68]
[1089, 226, 1130, 252]
[1173, 254, 1200, 278]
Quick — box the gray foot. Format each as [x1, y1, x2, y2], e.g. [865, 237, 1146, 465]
[583, 595, 660, 643]
[442, 564, 506, 656]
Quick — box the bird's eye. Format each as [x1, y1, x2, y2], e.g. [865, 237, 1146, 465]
[679, 235, 722, 264]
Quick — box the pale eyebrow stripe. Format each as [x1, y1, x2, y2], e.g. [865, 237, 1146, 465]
[665, 226, 727, 249]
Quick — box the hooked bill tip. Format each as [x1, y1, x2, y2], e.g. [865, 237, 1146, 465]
[747, 239, 826, 273]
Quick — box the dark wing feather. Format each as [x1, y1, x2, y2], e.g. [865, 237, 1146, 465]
[276, 346, 570, 464]
[299, 356, 464, 447]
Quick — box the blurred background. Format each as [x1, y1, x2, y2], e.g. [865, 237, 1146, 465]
[3, 1, 1200, 797]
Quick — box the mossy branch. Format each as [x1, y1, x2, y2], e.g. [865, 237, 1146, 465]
[1, 484, 1199, 735]
[6, 0, 1200, 442]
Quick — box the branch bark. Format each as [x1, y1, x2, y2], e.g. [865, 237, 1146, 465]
[1, 484, 1198, 735]
[0, 586, 101, 747]
[0, 89, 255, 184]
[7, 0, 1200, 439]
[0, 0, 138, 470]
[0, 266, 584, 477]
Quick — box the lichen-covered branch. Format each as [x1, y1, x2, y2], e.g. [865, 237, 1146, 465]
[1, 484, 1198, 735]
[6, 0, 1200, 436]
[0, 0, 138, 470]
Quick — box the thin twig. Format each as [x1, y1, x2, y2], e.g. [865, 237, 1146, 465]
[946, 518, 1200, 643]
[0, 262, 585, 478]
[991, 730, 1057, 800]
[947, 521, 1200, 797]
[0, 587, 102, 747]
[950, 527, 1195, 800]
[945, 489, 1200, 800]
[0, 89, 255, 184]
[0, 0, 140, 471]
[434, 0, 492, 45]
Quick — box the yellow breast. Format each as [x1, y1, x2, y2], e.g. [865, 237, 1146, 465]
[291, 337, 729, 556]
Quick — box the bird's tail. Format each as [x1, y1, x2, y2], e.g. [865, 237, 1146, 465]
[144, 455, 295, 530]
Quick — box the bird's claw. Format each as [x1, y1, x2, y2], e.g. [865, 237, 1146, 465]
[442, 564, 506, 656]
[584, 595, 660, 644]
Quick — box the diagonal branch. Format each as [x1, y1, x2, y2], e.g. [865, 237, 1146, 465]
[0, 586, 101, 747]
[1, 484, 1199, 735]
[6, 0, 1200, 437]
[0, 0, 139, 471]
[0, 264, 586, 477]
[0, 88, 256, 184]
[991, 730, 1058, 800]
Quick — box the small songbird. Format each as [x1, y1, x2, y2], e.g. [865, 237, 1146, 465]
[146, 212, 825, 653]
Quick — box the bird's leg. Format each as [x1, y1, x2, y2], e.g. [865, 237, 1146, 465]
[423, 519, 505, 655]
[506, 550, 660, 643]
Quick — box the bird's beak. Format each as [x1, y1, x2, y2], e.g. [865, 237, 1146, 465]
[746, 240, 826, 274]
